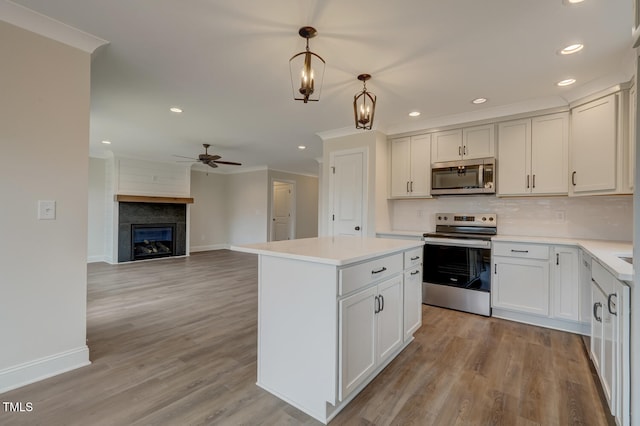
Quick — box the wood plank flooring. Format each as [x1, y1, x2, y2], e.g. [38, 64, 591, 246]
[0, 250, 613, 425]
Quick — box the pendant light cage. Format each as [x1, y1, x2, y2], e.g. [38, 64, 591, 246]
[354, 74, 376, 130]
[289, 26, 325, 103]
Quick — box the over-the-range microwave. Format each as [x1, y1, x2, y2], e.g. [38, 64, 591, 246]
[431, 157, 495, 195]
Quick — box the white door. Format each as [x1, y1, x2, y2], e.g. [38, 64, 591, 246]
[492, 256, 550, 316]
[330, 149, 365, 236]
[271, 181, 294, 241]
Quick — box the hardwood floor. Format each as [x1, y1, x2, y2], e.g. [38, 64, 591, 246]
[0, 250, 612, 425]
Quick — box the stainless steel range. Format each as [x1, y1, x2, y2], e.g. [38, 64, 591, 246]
[422, 213, 497, 316]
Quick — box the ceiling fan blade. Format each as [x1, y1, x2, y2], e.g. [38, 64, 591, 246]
[213, 160, 242, 166]
[210, 155, 221, 161]
[206, 160, 219, 168]
[173, 155, 198, 160]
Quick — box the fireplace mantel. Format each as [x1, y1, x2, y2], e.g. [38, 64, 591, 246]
[115, 195, 194, 204]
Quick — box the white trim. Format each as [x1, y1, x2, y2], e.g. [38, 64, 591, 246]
[0, 346, 90, 394]
[1, 1, 109, 54]
[189, 243, 229, 252]
[87, 255, 106, 264]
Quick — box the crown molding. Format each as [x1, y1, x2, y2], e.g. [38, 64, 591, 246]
[1, 1, 109, 54]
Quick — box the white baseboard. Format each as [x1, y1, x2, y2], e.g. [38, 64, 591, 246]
[0, 346, 91, 394]
[87, 255, 106, 263]
[189, 243, 230, 252]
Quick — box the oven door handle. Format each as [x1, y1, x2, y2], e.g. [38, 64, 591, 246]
[423, 237, 491, 249]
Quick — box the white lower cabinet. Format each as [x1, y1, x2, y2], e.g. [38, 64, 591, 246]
[492, 242, 586, 334]
[551, 246, 580, 321]
[590, 260, 630, 426]
[492, 242, 550, 316]
[403, 267, 422, 340]
[339, 275, 403, 400]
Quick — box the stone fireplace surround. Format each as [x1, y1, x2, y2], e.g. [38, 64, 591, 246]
[118, 201, 187, 262]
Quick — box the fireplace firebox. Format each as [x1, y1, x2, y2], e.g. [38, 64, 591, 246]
[131, 224, 176, 260]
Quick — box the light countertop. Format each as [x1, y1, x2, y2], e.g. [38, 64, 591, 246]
[493, 235, 633, 282]
[231, 236, 424, 266]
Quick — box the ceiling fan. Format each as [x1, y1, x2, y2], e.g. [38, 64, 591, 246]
[174, 144, 242, 168]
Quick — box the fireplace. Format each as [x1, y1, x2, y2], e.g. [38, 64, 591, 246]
[118, 202, 187, 262]
[131, 224, 176, 260]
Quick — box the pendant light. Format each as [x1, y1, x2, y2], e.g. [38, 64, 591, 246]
[353, 74, 376, 130]
[289, 26, 325, 103]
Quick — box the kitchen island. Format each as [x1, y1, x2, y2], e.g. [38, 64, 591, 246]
[231, 236, 424, 424]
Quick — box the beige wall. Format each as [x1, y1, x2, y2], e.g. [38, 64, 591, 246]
[189, 170, 229, 250]
[0, 22, 91, 391]
[226, 170, 269, 244]
[268, 170, 319, 240]
[88, 157, 107, 261]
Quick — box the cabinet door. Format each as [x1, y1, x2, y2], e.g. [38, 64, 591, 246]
[390, 137, 411, 197]
[492, 256, 550, 316]
[551, 246, 580, 321]
[612, 279, 630, 426]
[463, 124, 495, 159]
[531, 113, 569, 195]
[570, 94, 618, 193]
[339, 286, 377, 401]
[376, 276, 404, 363]
[590, 283, 606, 390]
[497, 119, 531, 195]
[431, 129, 463, 162]
[403, 268, 422, 341]
[579, 251, 593, 325]
[628, 85, 636, 191]
[408, 134, 431, 197]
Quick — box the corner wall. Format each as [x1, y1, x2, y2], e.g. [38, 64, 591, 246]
[0, 21, 91, 392]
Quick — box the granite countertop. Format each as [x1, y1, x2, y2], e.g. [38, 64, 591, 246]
[493, 235, 633, 282]
[231, 236, 424, 266]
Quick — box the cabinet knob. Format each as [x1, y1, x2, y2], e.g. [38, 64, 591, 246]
[355, 226, 361, 231]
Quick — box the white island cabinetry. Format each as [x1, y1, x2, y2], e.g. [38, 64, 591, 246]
[232, 237, 424, 424]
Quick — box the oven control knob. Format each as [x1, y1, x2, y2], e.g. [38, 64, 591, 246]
[443, 216, 448, 220]
[438, 216, 442, 220]
[489, 217, 494, 222]
[482, 217, 487, 221]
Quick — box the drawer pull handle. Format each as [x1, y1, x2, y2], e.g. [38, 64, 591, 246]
[410, 256, 420, 261]
[608, 293, 617, 315]
[511, 249, 529, 253]
[411, 270, 420, 275]
[372, 267, 387, 274]
[593, 302, 602, 322]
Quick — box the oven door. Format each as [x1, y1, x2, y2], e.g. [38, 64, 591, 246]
[423, 238, 491, 291]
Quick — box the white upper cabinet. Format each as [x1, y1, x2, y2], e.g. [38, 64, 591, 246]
[569, 87, 632, 196]
[570, 94, 618, 194]
[497, 113, 568, 196]
[431, 124, 495, 163]
[627, 84, 636, 191]
[390, 134, 431, 198]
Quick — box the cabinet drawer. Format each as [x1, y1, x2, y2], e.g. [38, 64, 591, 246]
[339, 253, 403, 296]
[591, 260, 613, 293]
[493, 242, 549, 260]
[404, 247, 423, 269]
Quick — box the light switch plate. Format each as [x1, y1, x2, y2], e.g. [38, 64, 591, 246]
[38, 200, 56, 220]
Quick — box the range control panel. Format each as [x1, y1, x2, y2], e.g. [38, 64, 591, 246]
[434, 213, 497, 227]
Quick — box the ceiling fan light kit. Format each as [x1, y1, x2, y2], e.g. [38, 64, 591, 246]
[289, 26, 325, 103]
[353, 74, 376, 130]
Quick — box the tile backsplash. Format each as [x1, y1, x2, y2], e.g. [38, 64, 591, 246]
[391, 195, 632, 242]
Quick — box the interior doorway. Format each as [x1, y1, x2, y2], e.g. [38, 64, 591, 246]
[270, 179, 295, 241]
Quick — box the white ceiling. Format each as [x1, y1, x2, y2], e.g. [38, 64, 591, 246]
[8, 0, 635, 175]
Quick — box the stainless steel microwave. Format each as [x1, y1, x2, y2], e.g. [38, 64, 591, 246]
[431, 158, 495, 195]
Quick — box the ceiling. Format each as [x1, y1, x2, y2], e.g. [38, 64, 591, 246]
[9, 0, 635, 175]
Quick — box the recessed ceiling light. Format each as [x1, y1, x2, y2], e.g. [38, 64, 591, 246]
[559, 43, 584, 55]
[472, 97, 488, 104]
[563, 0, 584, 4]
[101, 140, 111, 144]
[557, 78, 577, 87]
[169, 107, 183, 113]
[298, 145, 306, 150]
[409, 111, 421, 117]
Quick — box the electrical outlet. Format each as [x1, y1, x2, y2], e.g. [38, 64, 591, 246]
[38, 200, 56, 220]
